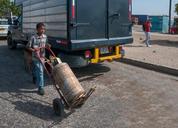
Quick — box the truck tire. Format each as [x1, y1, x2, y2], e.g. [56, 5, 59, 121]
[7, 34, 17, 49]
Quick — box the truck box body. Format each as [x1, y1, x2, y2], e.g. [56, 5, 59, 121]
[16, 0, 133, 51]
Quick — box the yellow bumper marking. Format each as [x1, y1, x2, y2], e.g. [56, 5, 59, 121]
[91, 46, 121, 64]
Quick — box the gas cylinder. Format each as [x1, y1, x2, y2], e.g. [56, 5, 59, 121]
[52, 63, 85, 104]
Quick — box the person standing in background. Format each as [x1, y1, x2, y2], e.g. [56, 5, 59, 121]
[144, 20, 152, 47]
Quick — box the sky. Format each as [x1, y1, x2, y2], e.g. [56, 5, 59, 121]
[132, 0, 178, 17]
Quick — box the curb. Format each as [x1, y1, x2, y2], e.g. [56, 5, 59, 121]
[119, 58, 178, 77]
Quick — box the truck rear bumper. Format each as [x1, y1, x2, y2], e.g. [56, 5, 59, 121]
[71, 36, 133, 51]
[90, 46, 122, 64]
[58, 46, 123, 68]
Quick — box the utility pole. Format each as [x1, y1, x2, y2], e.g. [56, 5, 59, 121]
[169, 0, 172, 33]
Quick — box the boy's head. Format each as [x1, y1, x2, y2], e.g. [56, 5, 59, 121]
[36, 22, 45, 35]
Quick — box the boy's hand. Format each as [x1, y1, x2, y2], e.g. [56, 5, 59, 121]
[27, 47, 38, 53]
[34, 49, 40, 58]
[46, 44, 51, 49]
[34, 48, 40, 51]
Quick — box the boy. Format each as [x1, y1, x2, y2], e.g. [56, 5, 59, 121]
[26, 22, 50, 95]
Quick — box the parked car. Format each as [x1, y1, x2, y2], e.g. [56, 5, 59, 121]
[169, 26, 177, 34]
[0, 18, 9, 37]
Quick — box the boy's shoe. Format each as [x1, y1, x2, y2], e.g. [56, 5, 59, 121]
[38, 87, 45, 95]
[148, 45, 152, 47]
[146, 45, 151, 47]
[33, 77, 36, 84]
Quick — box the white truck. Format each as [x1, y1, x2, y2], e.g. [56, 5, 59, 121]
[0, 18, 9, 37]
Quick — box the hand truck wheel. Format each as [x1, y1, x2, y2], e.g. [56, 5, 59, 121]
[53, 98, 64, 116]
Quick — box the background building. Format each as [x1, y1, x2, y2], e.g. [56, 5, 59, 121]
[149, 15, 169, 33]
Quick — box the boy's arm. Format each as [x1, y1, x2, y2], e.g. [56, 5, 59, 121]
[45, 37, 51, 48]
[149, 22, 152, 27]
[45, 43, 51, 48]
[26, 47, 35, 52]
[26, 37, 37, 52]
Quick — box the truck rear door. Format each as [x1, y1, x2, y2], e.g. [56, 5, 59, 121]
[75, 0, 106, 40]
[71, 0, 131, 41]
[108, 0, 131, 38]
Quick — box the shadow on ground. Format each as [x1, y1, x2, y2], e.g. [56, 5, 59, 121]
[150, 40, 178, 48]
[73, 64, 110, 82]
[126, 39, 178, 48]
[125, 44, 145, 47]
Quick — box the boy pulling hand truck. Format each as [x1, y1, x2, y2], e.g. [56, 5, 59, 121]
[26, 22, 51, 95]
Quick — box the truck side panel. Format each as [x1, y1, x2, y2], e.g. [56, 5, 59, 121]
[22, 0, 67, 39]
[15, 0, 25, 5]
[16, 0, 133, 51]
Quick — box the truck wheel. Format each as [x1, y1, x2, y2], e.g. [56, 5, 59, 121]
[7, 34, 17, 49]
[53, 98, 64, 116]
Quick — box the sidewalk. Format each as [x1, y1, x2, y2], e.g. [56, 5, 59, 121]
[122, 31, 178, 76]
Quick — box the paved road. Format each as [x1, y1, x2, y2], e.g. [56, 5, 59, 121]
[0, 39, 178, 128]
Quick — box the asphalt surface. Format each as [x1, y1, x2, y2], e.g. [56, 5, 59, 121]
[0, 39, 178, 128]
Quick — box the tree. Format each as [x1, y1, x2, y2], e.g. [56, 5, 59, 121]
[175, 3, 178, 15]
[0, 0, 20, 17]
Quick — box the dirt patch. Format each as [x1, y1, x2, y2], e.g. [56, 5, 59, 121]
[124, 27, 178, 70]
